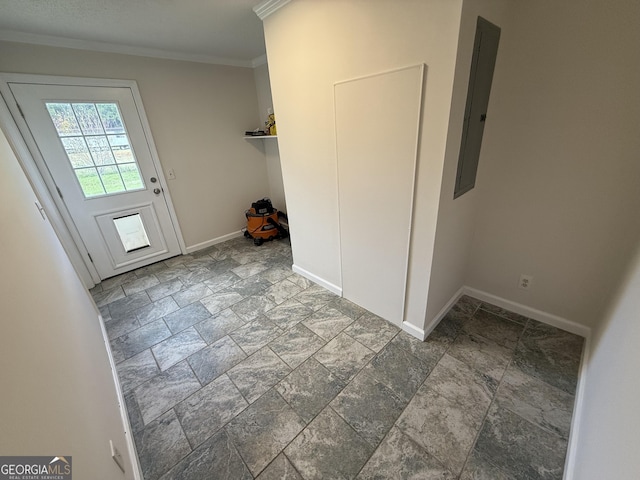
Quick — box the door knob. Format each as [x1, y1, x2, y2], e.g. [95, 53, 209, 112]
[153, 188, 161, 195]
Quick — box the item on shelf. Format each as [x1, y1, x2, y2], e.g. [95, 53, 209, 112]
[265, 108, 277, 136]
[245, 129, 268, 136]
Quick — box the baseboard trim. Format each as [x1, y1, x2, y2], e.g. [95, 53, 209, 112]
[185, 230, 244, 254]
[463, 287, 591, 338]
[562, 333, 590, 479]
[97, 313, 143, 480]
[401, 321, 426, 341]
[291, 264, 342, 296]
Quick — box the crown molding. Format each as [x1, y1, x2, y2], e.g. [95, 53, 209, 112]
[251, 54, 268, 68]
[0, 29, 256, 68]
[253, 0, 292, 20]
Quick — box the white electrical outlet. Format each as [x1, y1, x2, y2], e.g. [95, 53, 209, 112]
[518, 274, 533, 290]
[110, 440, 125, 473]
[167, 168, 176, 180]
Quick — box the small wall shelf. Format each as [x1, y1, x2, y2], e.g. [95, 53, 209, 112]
[244, 135, 278, 139]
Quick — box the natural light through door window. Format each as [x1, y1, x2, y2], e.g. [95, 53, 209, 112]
[45, 102, 145, 198]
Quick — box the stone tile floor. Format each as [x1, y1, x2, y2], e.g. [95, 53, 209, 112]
[91, 237, 584, 480]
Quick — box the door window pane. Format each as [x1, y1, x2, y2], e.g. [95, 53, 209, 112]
[113, 214, 150, 253]
[45, 102, 146, 198]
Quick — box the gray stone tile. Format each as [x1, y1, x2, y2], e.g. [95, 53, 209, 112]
[134, 260, 169, 277]
[447, 332, 513, 381]
[268, 323, 326, 368]
[434, 308, 469, 342]
[200, 291, 245, 316]
[423, 354, 497, 420]
[287, 273, 313, 290]
[276, 358, 347, 424]
[172, 282, 213, 307]
[475, 404, 567, 480]
[363, 341, 433, 403]
[227, 347, 291, 403]
[396, 385, 482, 476]
[133, 361, 201, 425]
[188, 335, 247, 385]
[263, 278, 303, 305]
[159, 428, 252, 480]
[134, 409, 191, 480]
[453, 295, 482, 316]
[203, 270, 243, 292]
[92, 285, 125, 307]
[295, 283, 338, 311]
[464, 309, 525, 349]
[117, 349, 160, 393]
[108, 290, 152, 318]
[145, 278, 184, 302]
[231, 261, 270, 279]
[151, 327, 207, 371]
[231, 295, 277, 322]
[163, 302, 211, 334]
[124, 390, 144, 434]
[259, 265, 294, 284]
[195, 308, 245, 344]
[135, 296, 180, 325]
[390, 330, 447, 365]
[358, 427, 455, 480]
[256, 454, 302, 480]
[230, 317, 282, 355]
[179, 267, 215, 287]
[514, 321, 584, 395]
[459, 449, 512, 480]
[303, 306, 354, 341]
[496, 365, 575, 438]
[155, 264, 189, 283]
[344, 311, 400, 352]
[264, 298, 314, 330]
[105, 314, 140, 340]
[479, 302, 528, 325]
[164, 255, 194, 267]
[207, 257, 242, 276]
[101, 271, 137, 291]
[110, 319, 172, 363]
[329, 297, 368, 320]
[223, 274, 271, 297]
[184, 255, 216, 271]
[285, 407, 374, 480]
[175, 374, 247, 447]
[330, 371, 405, 447]
[90, 282, 103, 294]
[314, 332, 375, 382]
[122, 274, 160, 296]
[226, 389, 305, 476]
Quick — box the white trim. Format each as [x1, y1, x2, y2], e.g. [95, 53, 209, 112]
[401, 321, 426, 341]
[463, 287, 591, 338]
[96, 313, 143, 480]
[563, 333, 591, 480]
[291, 264, 342, 296]
[0, 29, 256, 68]
[419, 286, 467, 340]
[185, 230, 244, 254]
[253, 0, 292, 20]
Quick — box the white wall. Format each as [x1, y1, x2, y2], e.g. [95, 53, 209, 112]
[425, 0, 510, 322]
[253, 62, 287, 213]
[571, 245, 640, 478]
[0, 124, 136, 479]
[0, 40, 270, 250]
[465, 0, 640, 327]
[263, 0, 463, 331]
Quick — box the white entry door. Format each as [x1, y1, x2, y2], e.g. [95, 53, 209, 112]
[9, 82, 182, 280]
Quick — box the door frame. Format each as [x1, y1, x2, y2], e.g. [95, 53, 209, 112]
[0, 73, 187, 287]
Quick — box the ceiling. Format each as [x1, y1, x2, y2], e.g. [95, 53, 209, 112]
[0, 0, 268, 67]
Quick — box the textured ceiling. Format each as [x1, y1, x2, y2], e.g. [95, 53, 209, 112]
[0, 0, 267, 66]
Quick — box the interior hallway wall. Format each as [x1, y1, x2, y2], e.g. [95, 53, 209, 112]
[0, 123, 136, 479]
[263, 0, 463, 332]
[465, 0, 640, 327]
[0, 40, 269, 250]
